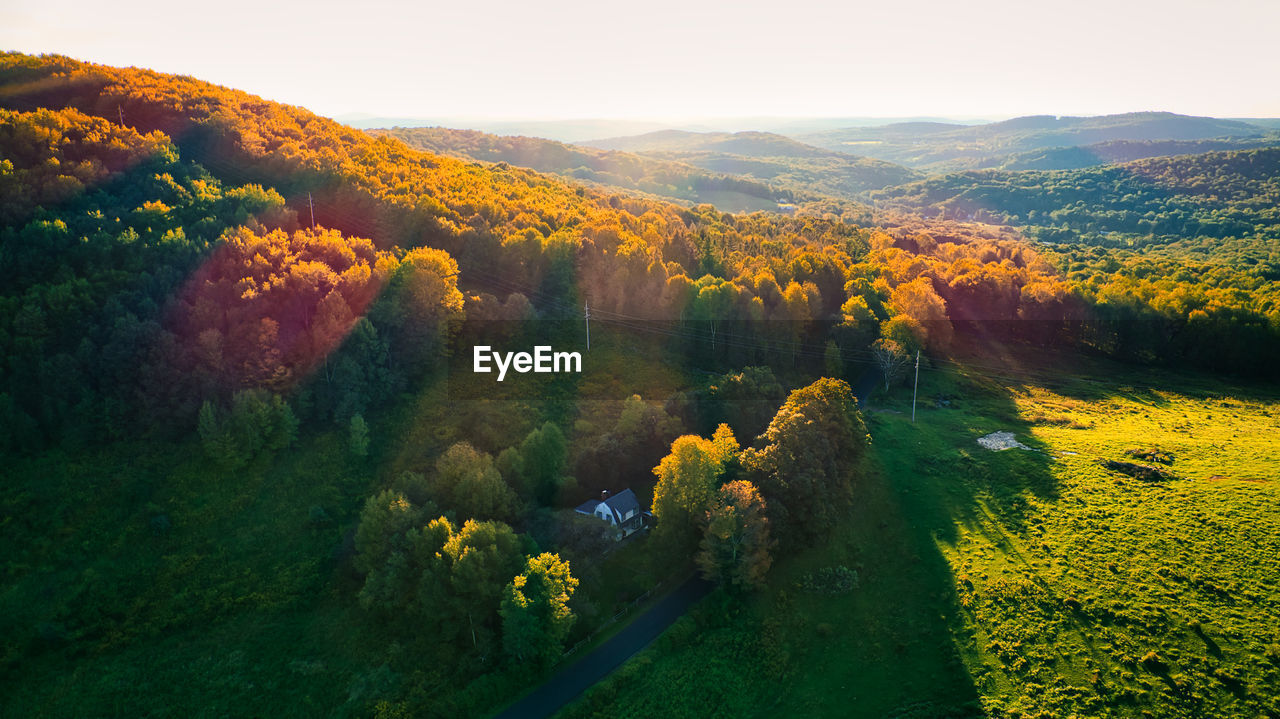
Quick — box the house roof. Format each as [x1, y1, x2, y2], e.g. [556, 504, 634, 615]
[574, 489, 641, 525]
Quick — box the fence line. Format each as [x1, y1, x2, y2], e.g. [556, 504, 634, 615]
[559, 580, 666, 660]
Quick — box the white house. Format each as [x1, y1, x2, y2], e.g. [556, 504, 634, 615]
[574, 489, 644, 538]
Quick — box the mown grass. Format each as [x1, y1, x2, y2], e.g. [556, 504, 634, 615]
[557, 348, 1280, 718]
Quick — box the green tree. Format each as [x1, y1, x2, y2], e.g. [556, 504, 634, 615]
[741, 378, 869, 542]
[354, 490, 425, 611]
[356, 504, 522, 658]
[441, 519, 525, 653]
[689, 275, 739, 356]
[433, 442, 518, 521]
[710, 422, 740, 463]
[651, 426, 738, 555]
[824, 339, 844, 378]
[227, 389, 297, 455]
[835, 293, 880, 350]
[520, 422, 568, 506]
[880, 315, 924, 355]
[697, 480, 774, 590]
[373, 247, 465, 373]
[495, 446, 527, 498]
[575, 394, 684, 490]
[703, 367, 785, 442]
[501, 553, 579, 666]
[196, 399, 237, 466]
[349, 413, 370, 458]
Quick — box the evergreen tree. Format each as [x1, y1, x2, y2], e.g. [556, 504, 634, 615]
[349, 413, 370, 458]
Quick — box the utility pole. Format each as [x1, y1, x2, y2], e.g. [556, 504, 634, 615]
[584, 301, 590, 351]
[117, 105, 125, 126]
[911, 349, 920, 423]
[307, 192, 316, 229]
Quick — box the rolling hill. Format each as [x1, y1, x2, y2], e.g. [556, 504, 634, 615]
[995, 138, 1280, 171]
[579, 129, 920, 199]
[870, 146, 1280, 267]
[374, 126, 797, 214]
[799, 112, 1274, 171]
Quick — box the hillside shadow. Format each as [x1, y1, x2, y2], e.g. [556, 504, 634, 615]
[801, 340, 1066, 716]
[779, 436, 994, 716]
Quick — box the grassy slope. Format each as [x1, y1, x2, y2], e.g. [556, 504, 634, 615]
[2, 427, 387, 717]
[557, 348, 1280, 718]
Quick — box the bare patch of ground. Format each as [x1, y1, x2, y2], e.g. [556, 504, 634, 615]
[977, 431, 1033, 451]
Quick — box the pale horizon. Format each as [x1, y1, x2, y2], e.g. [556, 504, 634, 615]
[4, 0, 1280, 121]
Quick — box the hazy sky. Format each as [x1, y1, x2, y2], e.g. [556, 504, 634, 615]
[3, 0, 1279, 120]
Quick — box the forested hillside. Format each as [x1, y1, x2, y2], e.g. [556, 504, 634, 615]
[1, 53, 1276, 458]
[374, 126, 804, 215]
[872, 148, 1280, 263]
[867, 148, 1280, 373]
[995, 137, 1280, 171]
[5, 51, 1141, 453]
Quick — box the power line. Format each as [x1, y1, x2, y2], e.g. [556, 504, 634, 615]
[912, 349, 920, 423]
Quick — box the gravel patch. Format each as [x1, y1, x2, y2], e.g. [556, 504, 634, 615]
[977, 431, 1033, 451]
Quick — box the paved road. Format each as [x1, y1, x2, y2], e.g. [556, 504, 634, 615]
[493, 575, 715, 719]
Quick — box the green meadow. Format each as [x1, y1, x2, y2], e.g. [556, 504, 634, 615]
[557, 349, 1280, 718]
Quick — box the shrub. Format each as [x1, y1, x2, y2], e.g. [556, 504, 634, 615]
[798, 565, 860, 594]
[1140, 651, 1168, 673]
[1102, 459, 1180, 482]
[1265, 644, 1280, 664]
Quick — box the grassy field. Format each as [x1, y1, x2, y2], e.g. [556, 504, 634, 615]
[557, 347, 1280, 718]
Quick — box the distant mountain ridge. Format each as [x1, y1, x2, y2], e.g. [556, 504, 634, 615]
[338, 115, 990, 142]
[971, 111, 1262, 144]
[583, 129, 835, 157]
[798, 111, 1275, 171]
